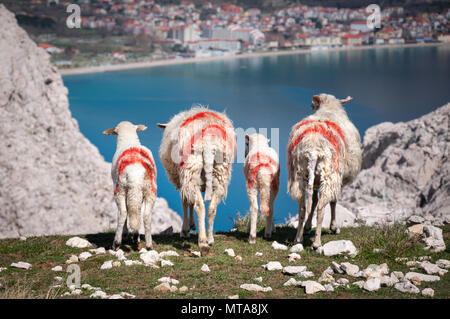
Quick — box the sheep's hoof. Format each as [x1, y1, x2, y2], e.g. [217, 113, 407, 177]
[199, 242, 210, 256]
[112, 241, 121, 251]
[294, 236, 303, 244]
[248, 236, 256, 244]
[180, 231, 190, 238]
[312, 241, 322, 250]
[264, 232, 272, 239]
[330, 227, 340, 234]
[190, 223, 196, 231]
[146, 245, 153, 251]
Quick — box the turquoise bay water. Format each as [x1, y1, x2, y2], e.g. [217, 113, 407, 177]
[64, 45, 450, 231]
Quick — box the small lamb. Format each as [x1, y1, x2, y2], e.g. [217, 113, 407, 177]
[287, 94, 362, 249]
[103, 121, 157, 251]
[244, 134, 280, 243]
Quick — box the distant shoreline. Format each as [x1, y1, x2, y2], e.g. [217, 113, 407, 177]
[60, 42, 448, 76]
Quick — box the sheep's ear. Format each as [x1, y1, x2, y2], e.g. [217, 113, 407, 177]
[136, 124, 147, 132]
[311, 95, 322, 111]
[157, 123, 167, 129]
[245, 134, 249, 142]
[102, 128, 117, 135]
[339, 96, 353, 104]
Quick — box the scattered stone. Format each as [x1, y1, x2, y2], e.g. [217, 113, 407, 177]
[395, 282, 420, 294]
[115, 250, 126, 261]
[255, 252, 263, 256]
[290, 244, 304, 253]
[301, 281, 326, 294]
[158, 277, 179, 285]
[159, 250, 179, 258]
[404, 272, 440, 283]
[191, 251, 201, 258]
[264, 261, 283, 271]
[112, 261, 121, 267]
[340, 262, 360, 277]
[154, 282, 172, 292]
[71, 289, 82, 295]
[253, 277, 263, 283]
[228, 295, 239, 299]
[240, 284, 272, 293]
[421, 288, 434, 297]
[140, 250, 160, 265]
[372, 248, 384, 253]
[178, 286, 189, 293]
[297, 271, 314, 279]
[65, 255, 79, 264]
[353, 281, 365, 288]
[100, 260, 113, 270]
[10, 262, 32, 270]
[224, 248, 236, 257]
[322, 240, 358, 257]
[66, 237, 93, 249]
[318, 271, 335, 283]
[78, 252, 92, 261]
[288, 253, 301, 262]
[331, 261, 344, 274]
[407, 215, 425, 225]
[124, 260, 142, 266]
[395, 257, 408, 263]
[380, 275, 395, 287]
[283, 278, 302, 287]
[337, 278, 349, 285]
[363, 278, 381, 291]
[283, 266, 307, 275]
[90, 247, 106, 255]
[271, 241, 288, 250]
[407, 224, 424, 237]
[51, 265, 63, 272]
[0, 267, 6, 272]
[436, 259, 450, 269]
[54, 276, 62, 282]
[109, 294, 123, 299]
[422, 225, 446, 253]
[406, 261, 417, 267]
[417, 261, 448, 276]
[418, 256, 431, 261]
[324, 284, 334, 292]
[201, 264, 210, 272]
[90, 290, 108, 299]
[235, 255, 243, 262]
[19, 236, 27, 241]
[362, 263, 389, 278]
[161, 259, 174, 267]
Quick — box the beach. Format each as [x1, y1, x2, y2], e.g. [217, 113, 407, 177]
[59, 42, 448, 76]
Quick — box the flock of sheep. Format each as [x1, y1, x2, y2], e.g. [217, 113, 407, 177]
[103, 93, 362, 256]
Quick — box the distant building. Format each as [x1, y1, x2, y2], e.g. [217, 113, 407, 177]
[350, 21, 370, 33]
[38, 43, 63, 54]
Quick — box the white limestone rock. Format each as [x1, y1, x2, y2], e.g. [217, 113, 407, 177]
[363, 278, 381, 291]
[288, 253, 301, 262]
[240, 283, 272, 293]
[90, 290, 108, 299]
[290, 244, 304, 253]
[264, 261, 283, 271]
[10, 262, 32, 270]
[51, 265, 63, 272]
[224, 248, 236, 257]
[340, 262, 359, 277]
[404, 272, 440, 282]
[271, 241, 288, 250]
[395, 282, 420, 294]
[301, 281, 326, 294]
[140, 250, 160, 265]
[100, 260, 113, 270]
[322, 240, 358, 257]
[283, 266, 307, 275]
[66, 237, 93, 249]
[78, 252, 92, 261]
[421, 288, 434, 297]
[201, 264, 210, 272]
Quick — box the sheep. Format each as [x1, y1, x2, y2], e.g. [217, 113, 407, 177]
[287, 94, 362, 249]
[244, 133, 280, 244]
[103, 121, 157, 251]
[157, 106, 236, 256]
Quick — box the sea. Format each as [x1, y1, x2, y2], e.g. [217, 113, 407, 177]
[63, 45, 450, 231]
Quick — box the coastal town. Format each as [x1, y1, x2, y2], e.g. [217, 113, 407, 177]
[8, 0, 450, 69]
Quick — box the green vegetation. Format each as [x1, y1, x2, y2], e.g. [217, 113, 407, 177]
[0, 224, 448, 299]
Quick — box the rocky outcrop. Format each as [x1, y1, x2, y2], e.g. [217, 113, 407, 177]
[0, 5, 181, 239]
[340, 103, 450, 224]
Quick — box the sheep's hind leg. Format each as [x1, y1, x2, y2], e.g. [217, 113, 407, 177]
[189, 204, 196, 231]
[304, 190, 318, 233]
[180, 198, 190, 238]
[312, 194, 331, 250]
[143, 197, 155, 250]
[207, 191, 223, 246]
[247, 188, 258, 244]
[329, 201, 340, 234]
[113, 195, 127, 251]
[294, 193, 306, 244]
[264, 196, 275, 239]
[194, 189, 209, 256]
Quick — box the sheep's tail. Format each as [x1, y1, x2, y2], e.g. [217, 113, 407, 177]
[306, 155, 318, 216]
[259, 184, 271, 217]
[203, 145, 215, 201]
[126, 185, 143, 231]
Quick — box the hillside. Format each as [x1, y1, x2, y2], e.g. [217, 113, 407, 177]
[0, 223, 448, 299]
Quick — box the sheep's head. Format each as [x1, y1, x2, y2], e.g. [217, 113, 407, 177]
[103, 121, 147, 137]
[311, 94, 353, 112]
[245, 133, 270, 157]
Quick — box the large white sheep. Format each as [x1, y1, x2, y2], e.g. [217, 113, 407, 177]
[287, 94, 362, 249]
[157, 106, 236, 256]
[244, 133, 280, 243]
[103, 121, 157, 251]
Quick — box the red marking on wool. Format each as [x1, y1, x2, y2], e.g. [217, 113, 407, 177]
[180, 111, 230, 129]
[288, 124, 342, 157]
[247, 152, 279, 190]
[322, 120, 347, 148]
[179, 124, 235, 169]
[117, 147, 157, 194]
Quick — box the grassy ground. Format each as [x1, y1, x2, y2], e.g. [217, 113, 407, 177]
[0, 223, 448, 299]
